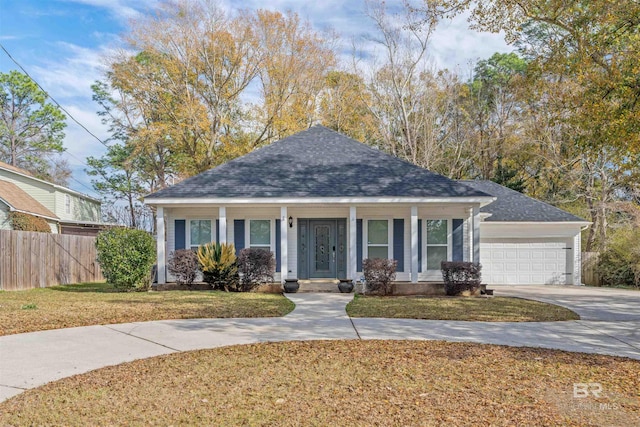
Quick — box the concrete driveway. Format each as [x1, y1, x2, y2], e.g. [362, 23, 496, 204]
[492, 285, 640, 322]
[1, 287, 639, 404]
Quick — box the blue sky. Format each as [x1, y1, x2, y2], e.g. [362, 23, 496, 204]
[0, 0, 511, 197]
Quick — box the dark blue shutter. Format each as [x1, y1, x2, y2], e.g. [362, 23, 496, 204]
[234, 220, 245, 256]
[393, 219, 404, 272]
[275, 219, 281, 272]
[452, 219, 464, 261]
[356, 219, 363, 272]
[417, 219, 422, 272]
[215, 219, 220, 244]
[175, 220, 185, 250]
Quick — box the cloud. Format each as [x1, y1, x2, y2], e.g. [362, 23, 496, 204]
[430, 11, 512, 70]
[29, 42, 116, 99]
[65, 0, 160, 22]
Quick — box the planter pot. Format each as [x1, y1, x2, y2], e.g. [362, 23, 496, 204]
[283, 279, 299, 293]
[338, 280, 354, 293]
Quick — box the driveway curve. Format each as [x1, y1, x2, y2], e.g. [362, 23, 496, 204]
[1, 287, 639, 403]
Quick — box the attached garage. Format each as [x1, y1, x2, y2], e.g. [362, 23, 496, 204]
[461, 180, 590, 286]
[481, 238, 571, 285]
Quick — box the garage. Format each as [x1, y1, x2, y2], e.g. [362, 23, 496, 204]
[480, 238, 571, 285]
[461, 180, 590, 286]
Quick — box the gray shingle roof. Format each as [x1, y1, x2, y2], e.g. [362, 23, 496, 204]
[460, 180, 587, 222]
[146, 126, 491, 199]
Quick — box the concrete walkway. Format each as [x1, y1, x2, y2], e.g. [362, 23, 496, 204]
[1, 288, 639, 403]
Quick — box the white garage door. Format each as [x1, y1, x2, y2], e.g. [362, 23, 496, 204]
[480, 239, 571, 285]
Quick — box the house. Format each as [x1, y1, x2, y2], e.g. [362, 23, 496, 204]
[144, 126, 589, 287]
[0, 161, 103, 235]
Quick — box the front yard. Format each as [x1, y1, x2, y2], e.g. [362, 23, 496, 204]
[1, 340, 637, 426]
[346, 295, 580, 322]
[0, 283, 294, 336]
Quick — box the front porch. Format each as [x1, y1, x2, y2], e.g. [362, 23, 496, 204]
[154, 203, 483, 286]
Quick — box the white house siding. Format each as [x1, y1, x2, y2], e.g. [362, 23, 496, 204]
[479, 222, 583, 285]
[0, 203, 10, 229]
[53, 191, 101, 222]
[0, 171, 56, 213]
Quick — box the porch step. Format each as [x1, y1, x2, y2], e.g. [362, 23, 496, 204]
[297, 280, 340, 293]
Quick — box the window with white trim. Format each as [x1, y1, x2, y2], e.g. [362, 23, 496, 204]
[65, 194, 71, 214]
[367, 219, 389, 259]
[189, 219, 212, 250]
[249, 219, 271, 251]
[426, 219, 448, 270]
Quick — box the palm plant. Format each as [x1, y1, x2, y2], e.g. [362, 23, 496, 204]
[197, 242, 239, 291]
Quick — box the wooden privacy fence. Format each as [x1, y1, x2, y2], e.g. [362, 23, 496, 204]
[581, 251, 602, 287]
[0, 230, 103, 291]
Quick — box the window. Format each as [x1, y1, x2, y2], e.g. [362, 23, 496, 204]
[65, 195, 71, 214]
[367, 219, 389, 259]
[249, 219, 271, 250]
[189, 220, 212, 250]
[426, 219, 448, 270]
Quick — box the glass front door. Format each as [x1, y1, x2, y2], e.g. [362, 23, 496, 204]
[309, 221, 336, 278]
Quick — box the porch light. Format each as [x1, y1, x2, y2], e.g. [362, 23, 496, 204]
[288, 216, 293, 228]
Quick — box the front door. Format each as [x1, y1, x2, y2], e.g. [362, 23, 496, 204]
[298, 219, 347, 279]
[309, 221, 336, 278]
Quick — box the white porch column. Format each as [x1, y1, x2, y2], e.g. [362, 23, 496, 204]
[573, 232, 582, 285]
[473, 206, 480, 264]
[218, 206, 227, 244]
[349, 206, 357, 280]
[280, 206, 288, 281]
[156, 206, 166, 284]
[411, 206, 418, 283]
[468, 208, 474, 262]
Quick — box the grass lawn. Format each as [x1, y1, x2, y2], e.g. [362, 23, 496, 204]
[0, 340, 637, 426]
[346, 295, 580, 322]
[0, 282, 294, 336]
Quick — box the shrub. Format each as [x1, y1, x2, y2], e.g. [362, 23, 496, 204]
[167, 249, 199, 286]
[441, 261, 482, 296]
[95, 228, 156, 291]
[9, 211, 51, 233]
[197, 242, 239, 291]
[237, 248, 275, 292]
[362, 258, 397, 295]
[598, 226, 640, 288]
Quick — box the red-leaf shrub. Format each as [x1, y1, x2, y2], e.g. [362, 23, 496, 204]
[237, 248, 275, 292]
[441, 261, 482, 296]
[167, 249, 199, 286]
[363, 258, 397, 295]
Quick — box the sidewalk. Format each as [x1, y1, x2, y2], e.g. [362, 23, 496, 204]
[1, 292, 639, 403]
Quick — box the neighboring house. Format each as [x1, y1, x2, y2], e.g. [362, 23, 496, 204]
[145, 126, 590, 286]
[0, 161, 103, 235]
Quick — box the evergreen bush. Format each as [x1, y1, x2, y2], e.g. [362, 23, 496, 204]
[95, 228, 156, 291]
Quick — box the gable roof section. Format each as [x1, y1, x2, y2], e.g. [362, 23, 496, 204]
[460, 180, 587, 222]
[146, 126, 491, 200]
[0, 161, 34, 177]
[0, 161, 101, 204]
[0, 180, 59, 220]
